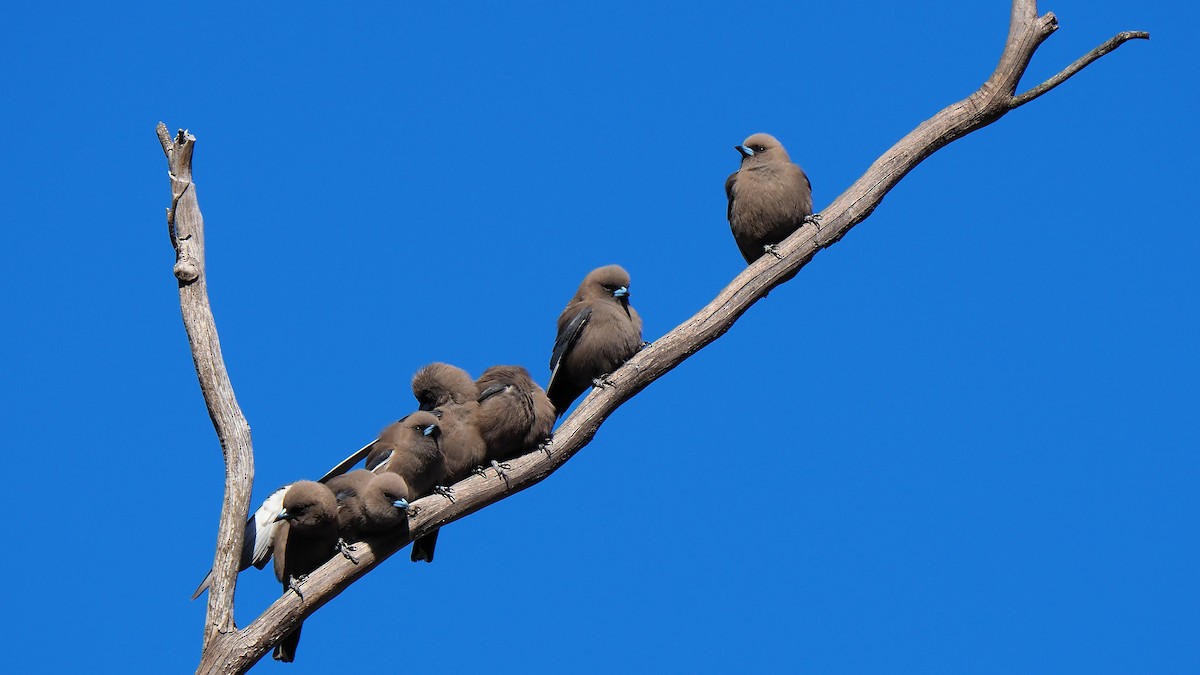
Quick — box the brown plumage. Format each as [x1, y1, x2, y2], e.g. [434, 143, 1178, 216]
[725, 132, 813, 264]
[412, 362, 478, 409]
[411, 363, 486, 483]
[546, 265, 644, 416]
[408, 363, 488, 563]
[364, 411, 445, 561]
[365, 411, 444, 499]
[190, 484, 289, 601]
[325, 469, 412, 540]
[272, 481, 339, 663]
[189, 441, 381, 602]
[476, 364, 556, 463]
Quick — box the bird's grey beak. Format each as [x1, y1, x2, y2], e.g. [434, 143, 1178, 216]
[736, 145, 751, 158]
[393, 498, 410, 509]
[275, 509, 291, 522]
[423, 424, 436, 436]
[612, 286, 629, 298]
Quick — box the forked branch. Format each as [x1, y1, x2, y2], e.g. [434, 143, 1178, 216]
[176, 2, 1147, 672]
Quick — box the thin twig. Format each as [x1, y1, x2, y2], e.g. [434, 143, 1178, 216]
[1012, 31, 1150, 108]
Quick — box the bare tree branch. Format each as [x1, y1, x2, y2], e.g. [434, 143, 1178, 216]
[1011, 30, 1150, 108]
[156, 124, 256, 655]
[178, 2, 1147, 672]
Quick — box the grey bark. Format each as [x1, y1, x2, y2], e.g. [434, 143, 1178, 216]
[172, 2, 1148, 672]
[156, 125, 256, 653]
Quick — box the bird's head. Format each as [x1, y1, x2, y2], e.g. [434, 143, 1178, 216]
[582, 265, 633, 307]
[412, 362, 477, 409]
[736, 132, 789, 165]
[373, 473, 412, 512]
[275, 481, 336, 529]
[406, 411, 442, 441]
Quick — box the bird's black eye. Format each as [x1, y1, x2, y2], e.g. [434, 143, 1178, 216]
[753, 145, 765, 152]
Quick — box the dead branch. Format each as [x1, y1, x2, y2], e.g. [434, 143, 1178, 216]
[176, 2, 1147, 672]
[157, 125, 257, 655]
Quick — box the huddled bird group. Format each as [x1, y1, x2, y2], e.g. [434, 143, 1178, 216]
[191, 133, 813, 662]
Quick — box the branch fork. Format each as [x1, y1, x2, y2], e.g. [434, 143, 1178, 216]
[170, 3, 1146, 672]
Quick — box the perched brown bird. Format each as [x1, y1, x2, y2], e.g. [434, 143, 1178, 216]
[408, 363, 488, 562]
[325, 469, 411, 542]
[365, 411, 445, 561]
[189, 439, 381, 601]
[411, 363, 487, 483]
[725, 132, 814, 264]
[547, 265, 644, 416]
[272, 481, 339, 663]
[365, 411, 445, 499]
[476, 365, 556, 463]
[190, 484, 290, 601]
[412, 362, 478, 411]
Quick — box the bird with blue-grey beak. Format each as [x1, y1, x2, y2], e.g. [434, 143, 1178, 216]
[188, 438, 381, 601]
[190, 484, 290, 601]
[272, 480, 340, 662]
[365, 411, 445, 561]
[725, 132, 815, 264]
[411, 363, 487, 484]
[547, 265, 643, 417]
[325, 470, 412, 559]
[407, 363, 487, 562]
[365, 411, 445, 498]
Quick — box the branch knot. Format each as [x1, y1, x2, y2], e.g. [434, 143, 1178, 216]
[174, 257, 200, 284]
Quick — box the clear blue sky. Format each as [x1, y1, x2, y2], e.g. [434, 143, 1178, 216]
[1, 1, 1194, 672]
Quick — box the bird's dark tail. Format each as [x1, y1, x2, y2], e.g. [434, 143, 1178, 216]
[411, 529, 440, 563]
[273, 623, 303, 663]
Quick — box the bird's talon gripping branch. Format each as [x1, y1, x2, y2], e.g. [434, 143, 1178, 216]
[335, 538, 360, 564]
[592, 375, 616, 389]
[804, 213, 824, 230]
[406, 505, 421, 518]
[538, 440, 553, 458]
[491, 460, 512, 489]
[472, 465, 489, 479]
[434, 485, 456, 503]
[763, 243, 783, 259]
[287, 575, 307, 600]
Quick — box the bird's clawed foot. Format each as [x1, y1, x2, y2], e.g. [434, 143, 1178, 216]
[763, 243, 783, 259]
[434, 485, 456, 503]
[406, 505, 422, 518]
[639, 341, 652, 350]
[335, 538, 360, 564]
[804, 213, 823, 230]
[472, 465, 490, 479]
[538, 438, 553, 459]
[491, 460, 512, 489]
[592, 374, 616, 389]
[287, 574, 308, 600]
